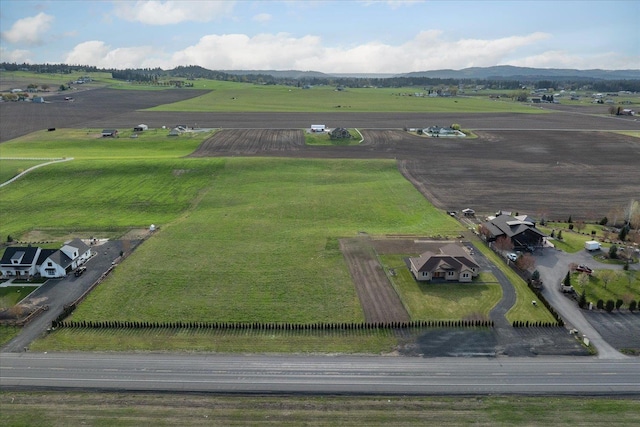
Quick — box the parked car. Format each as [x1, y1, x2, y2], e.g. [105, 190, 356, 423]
[576, 265, 593, 275]
[74, 266, 86, 277]
[507, 253, 518, 262]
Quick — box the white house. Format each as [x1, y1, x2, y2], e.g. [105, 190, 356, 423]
[1, 239, 92, 279]
[0, 247, 42, 277]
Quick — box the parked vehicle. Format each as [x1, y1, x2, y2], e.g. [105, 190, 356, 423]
[507, 253, 518, 262]
[576, 265, 593, 275]
[584, 240, 601, 251]
[74, 266, 86, 277]
[559, 282, 575, 293]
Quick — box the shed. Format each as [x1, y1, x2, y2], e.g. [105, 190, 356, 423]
[311, 124, 326, 132]
[101, 129, 118, 137]
[32, 97, 45, 103]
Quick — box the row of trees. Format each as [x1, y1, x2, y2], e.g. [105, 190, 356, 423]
[4, 62, 640, 91]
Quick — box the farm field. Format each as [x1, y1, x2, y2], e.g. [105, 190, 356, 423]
[66, 158, 463, 324]
[3, 392, 638, 427]
[1, 80, 638, 355]
[145, 81, 546, 113]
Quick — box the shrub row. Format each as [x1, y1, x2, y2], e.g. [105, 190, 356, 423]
[512, 320, 562, 328]
[51, 319, 494, 330]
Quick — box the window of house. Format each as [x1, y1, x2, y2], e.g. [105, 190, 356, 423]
[47, 261, 53, 266]
[448, 271, 454, 276]
[462, 273, 469, 278]
[45, 268, 55, 275]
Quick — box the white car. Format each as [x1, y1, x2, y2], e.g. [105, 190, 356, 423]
[507, 253, 518, 262]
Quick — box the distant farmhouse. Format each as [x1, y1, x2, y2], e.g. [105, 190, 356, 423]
[0, 239, 91, 279]
[409, 243, 480, 283]
[479, 213, 546, 252]
[424, 126, 465, 137]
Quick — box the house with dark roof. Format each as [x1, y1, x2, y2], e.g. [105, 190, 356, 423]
[0, 238, 92, 279]
[409, 243, 480, 282]
[480, 214, 546, 252]
[0, 246, 42, 277]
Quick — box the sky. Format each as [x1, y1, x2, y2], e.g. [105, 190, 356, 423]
[1, 0, 638, 73]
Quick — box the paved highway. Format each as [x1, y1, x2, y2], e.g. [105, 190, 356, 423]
[2, 353, 639, 395]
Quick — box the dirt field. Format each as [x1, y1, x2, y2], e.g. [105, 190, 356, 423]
[189, 129, 305, 156]
[339, 236, 410, 323]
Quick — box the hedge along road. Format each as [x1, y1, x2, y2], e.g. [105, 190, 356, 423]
[0, 157, 73, 188]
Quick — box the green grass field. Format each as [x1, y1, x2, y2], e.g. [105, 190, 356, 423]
[0, 128, 210, 160]
[146, 81, 549, 113]
[0, 159, 50, 184]
[66, 158, 462, 324]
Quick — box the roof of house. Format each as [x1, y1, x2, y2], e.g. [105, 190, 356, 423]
[37, 248, 74, 269]
[482, 215, 546, 239]
[0, 246, 40, 266]
[410, 243, 479, 273]
[61, 238, 90, 256]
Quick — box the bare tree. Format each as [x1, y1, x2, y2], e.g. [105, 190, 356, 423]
[608, 206, 625, 227]
[598, 269, 616, 290]
[575, 220, 586, 233]
[516, 253, 536, 271]
[494, 236, 514, 252]
[577, 272, 590, 289]
[569, 262, 578, 272]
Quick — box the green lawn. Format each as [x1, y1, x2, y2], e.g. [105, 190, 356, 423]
[573, 270, 640, 308]
[380, 255, 502, 320]
[0, 286, 38, 308]
[32, 328, 399, 353]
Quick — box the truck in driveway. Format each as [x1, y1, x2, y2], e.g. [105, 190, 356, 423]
[585, 240, 601, 251]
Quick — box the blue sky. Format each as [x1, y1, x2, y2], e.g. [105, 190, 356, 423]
[1, 1, 638, 73]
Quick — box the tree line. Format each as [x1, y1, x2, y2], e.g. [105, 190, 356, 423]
[4, 62, 640, 92]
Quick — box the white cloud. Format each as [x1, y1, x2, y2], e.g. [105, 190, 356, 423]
[171, 33, 322, 70]
[60, 30, 565, 72]
[252, 13, 272, 23]
[113, 0, 235, 25]
[507, 50, 640, 70]
[64, 41, 166, 68]
[167, 30, 554, 73]
[0, 47, 33, 63]
[1, 12, 54, 46]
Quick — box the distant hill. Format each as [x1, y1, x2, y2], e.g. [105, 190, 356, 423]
[399, 66, 640, 80]
[220, 69, 332, 79]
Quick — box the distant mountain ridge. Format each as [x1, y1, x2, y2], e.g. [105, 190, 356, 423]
[219, 66, 639, 80]
[398, 66, 640, 80]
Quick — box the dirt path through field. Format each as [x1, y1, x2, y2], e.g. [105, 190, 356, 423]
[339, 236, 410, 323]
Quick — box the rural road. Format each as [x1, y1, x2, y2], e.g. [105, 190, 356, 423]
[1, 352, 639, 395]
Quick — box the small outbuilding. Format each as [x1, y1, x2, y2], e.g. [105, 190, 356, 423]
[101, 129, 118, 137]
[133, 124, 148, 132]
